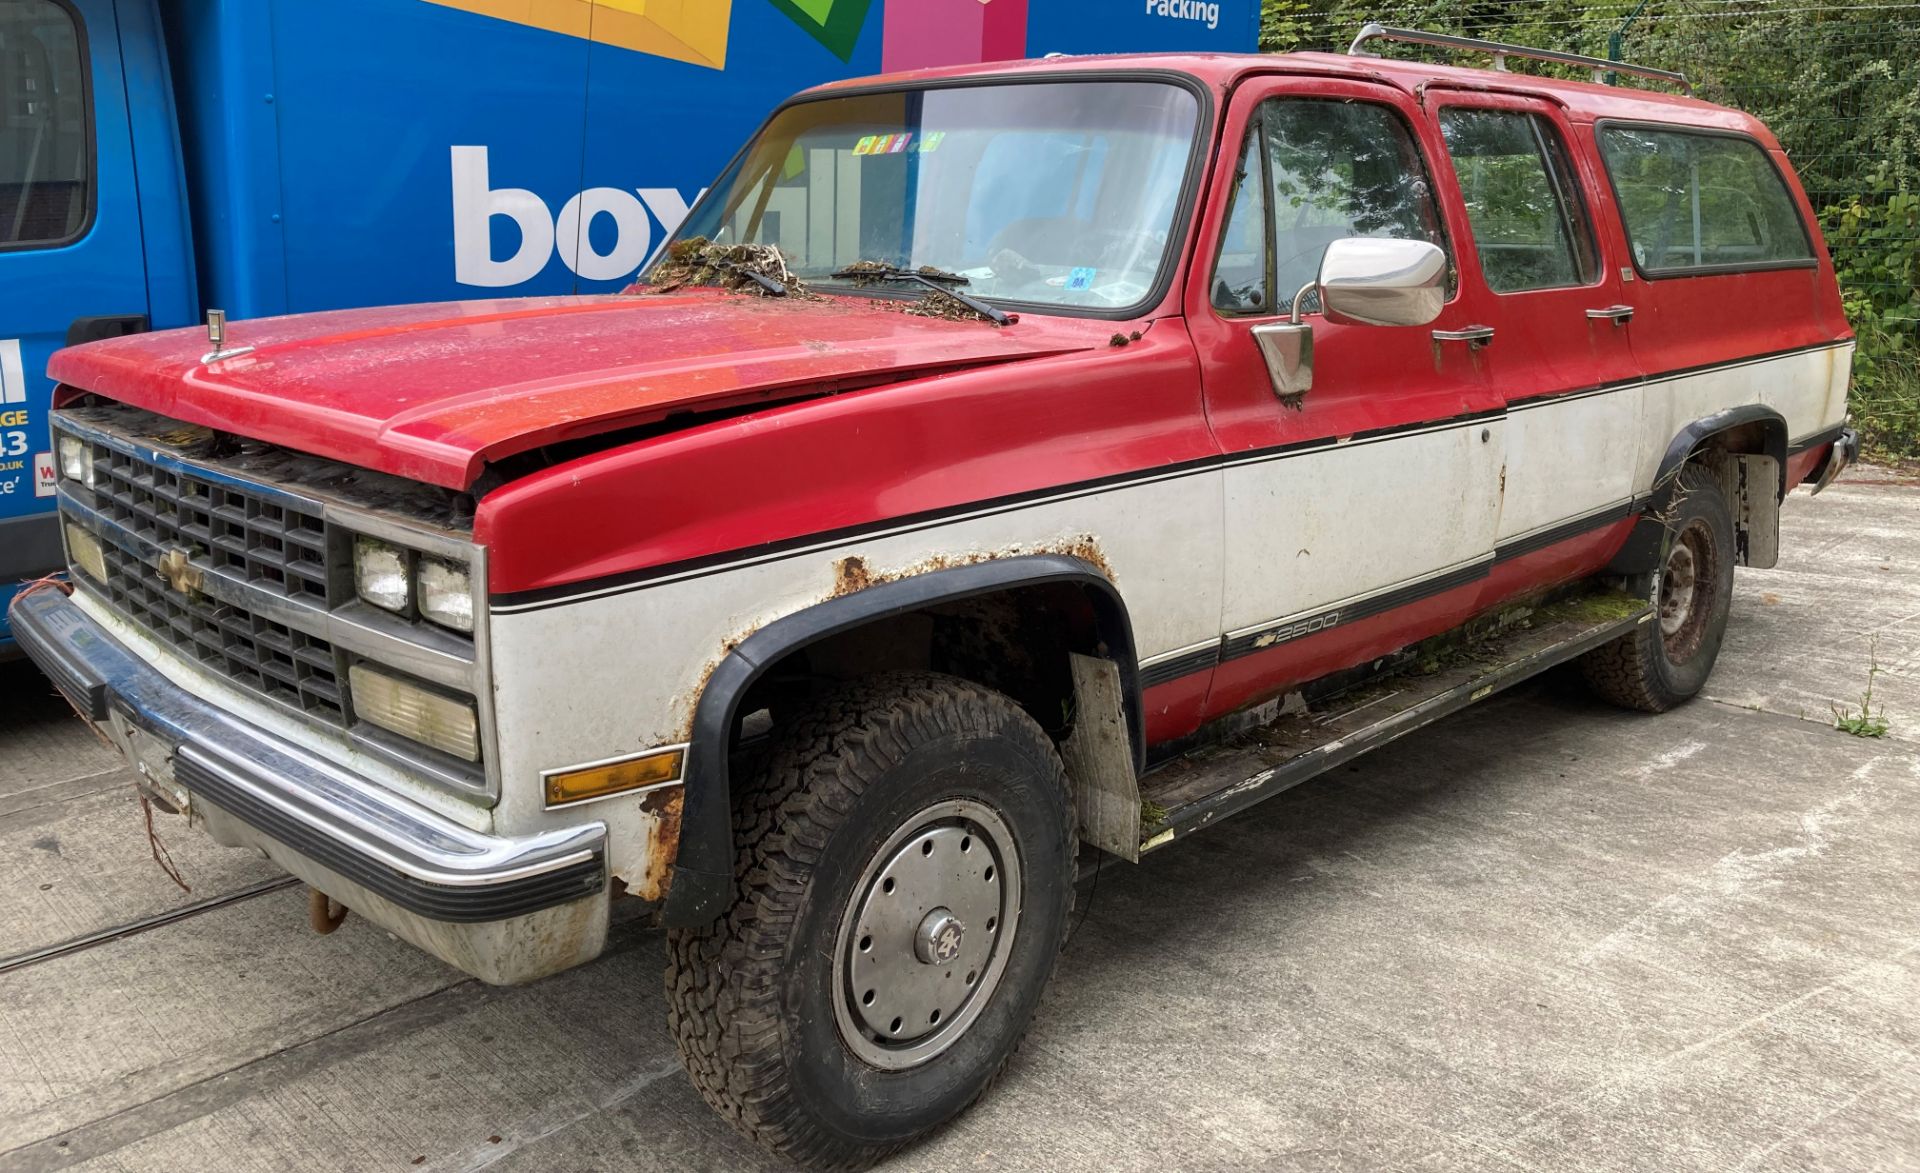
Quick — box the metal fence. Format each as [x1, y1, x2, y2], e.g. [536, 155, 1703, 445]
[1267, 0, 1920, 453]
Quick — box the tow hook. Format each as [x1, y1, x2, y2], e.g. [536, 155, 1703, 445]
[308, 887, 349, 934]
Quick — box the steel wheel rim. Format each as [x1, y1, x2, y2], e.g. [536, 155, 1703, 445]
[1658, 518, 1717, 662]
[1659, 538, 1698, 637]
[832, 797, 1021, 1071]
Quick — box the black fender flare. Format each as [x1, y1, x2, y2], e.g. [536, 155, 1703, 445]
[1609, 405, 1788, 574]
[662, 554, 1140, 927]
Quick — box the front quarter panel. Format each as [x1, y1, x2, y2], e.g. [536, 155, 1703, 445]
[477, 325, 1223, 901]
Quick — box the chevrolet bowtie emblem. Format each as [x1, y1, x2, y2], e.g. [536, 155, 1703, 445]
[157, 549, 203, 596]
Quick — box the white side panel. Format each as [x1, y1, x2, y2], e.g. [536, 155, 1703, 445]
[1633, 343, 1853, 489]
[1219, 419, 1504, 631]
[486, 471, 1226, 839]
[478, 341, 1851, 867]
[1501, 385, 1642, 543]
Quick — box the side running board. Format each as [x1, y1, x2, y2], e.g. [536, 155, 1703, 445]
[1137, 591, 1652, 853]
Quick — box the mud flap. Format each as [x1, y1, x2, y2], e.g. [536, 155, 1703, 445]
[1708, 452, 1780, 569]
[1060, 652, 1141, 861]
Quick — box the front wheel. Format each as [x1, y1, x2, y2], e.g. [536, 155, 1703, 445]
[1581, 463, 1736, 712]
[665, 672, 1076, 1170]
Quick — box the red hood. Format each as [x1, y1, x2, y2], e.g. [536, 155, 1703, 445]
[48, 292, 1111, 490]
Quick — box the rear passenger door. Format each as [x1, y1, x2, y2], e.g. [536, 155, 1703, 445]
[1426, 92, 1644, 583]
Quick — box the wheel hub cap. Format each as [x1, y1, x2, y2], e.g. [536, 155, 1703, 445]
[915, 909, 966, 965]
[833, 798, 1020, 1070]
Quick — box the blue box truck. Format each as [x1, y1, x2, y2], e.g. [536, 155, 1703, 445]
[0, 0, 1258, 656]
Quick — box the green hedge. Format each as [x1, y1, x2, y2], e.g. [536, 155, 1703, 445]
[1261, 0, 1920, 459]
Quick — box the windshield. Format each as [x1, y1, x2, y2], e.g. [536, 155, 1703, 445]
[663, 80, 1202, 312]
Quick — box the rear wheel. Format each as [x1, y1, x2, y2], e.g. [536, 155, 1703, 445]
[1581, 464, 1735, 712]
[665, 672, 1075, 1170]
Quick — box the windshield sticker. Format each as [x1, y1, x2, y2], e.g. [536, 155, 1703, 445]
[853, 132, 945, 156]
[1065, 267, 1097, 291]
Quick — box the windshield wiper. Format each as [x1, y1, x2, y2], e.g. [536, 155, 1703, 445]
[829, 265, 1010, 325]
[712, 260, 788, 297]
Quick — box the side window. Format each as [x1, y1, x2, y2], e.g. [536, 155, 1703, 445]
[1210, 133, 1268, 313]
[1440, 109, 1597, 293]
[1, 0, 90, 248]
[1211, 98, 1447, 317]
[1598, 125, 1814, 274]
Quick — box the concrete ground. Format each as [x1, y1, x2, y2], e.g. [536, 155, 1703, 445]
[1, 471, 1916, 1173]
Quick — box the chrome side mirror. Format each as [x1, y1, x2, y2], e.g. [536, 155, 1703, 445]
[1316, 237, 1447, 327]
[1250, 237, 1448, 405]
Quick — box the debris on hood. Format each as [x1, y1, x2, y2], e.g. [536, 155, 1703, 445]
[904, 289, 1007, 326]
[634, 237, 811, 298]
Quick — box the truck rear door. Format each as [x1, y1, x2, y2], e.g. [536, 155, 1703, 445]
[1, 0, 147, 652]
[1422, 90, 1646, 595]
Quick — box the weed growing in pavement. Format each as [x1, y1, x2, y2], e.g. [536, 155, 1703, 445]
[1832, 637, 1892, 737]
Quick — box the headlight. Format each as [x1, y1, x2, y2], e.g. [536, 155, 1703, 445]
[57, 435, 93, 487]
[348, 664, 481, 761]
[65, 522, 108, 582]
[416, 556, 473, 633]
[353, 536, 412, 613]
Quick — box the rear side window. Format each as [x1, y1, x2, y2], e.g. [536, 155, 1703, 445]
[1440, 109, 1597, 293]
[0, 0, 90, 248]
[1210, 99, 1447, 316]
[1598, 126, 1812, 275]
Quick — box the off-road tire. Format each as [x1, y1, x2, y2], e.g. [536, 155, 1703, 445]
[1581, 464, 1735, 712]
[664, 672, 1076, 1170]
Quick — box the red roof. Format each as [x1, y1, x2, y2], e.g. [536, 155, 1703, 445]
[806, 49, 1777, 147]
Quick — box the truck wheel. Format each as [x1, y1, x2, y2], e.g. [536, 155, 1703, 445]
[665, 672, 1076, 1169]
[1581, 464, 1735, 712]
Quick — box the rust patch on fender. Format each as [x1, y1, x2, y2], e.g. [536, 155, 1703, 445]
[675, 537, 1114, 742]
[834, 534, 1115, 592]
[834, 554, 875, 595]
[619, 786, 685, 903]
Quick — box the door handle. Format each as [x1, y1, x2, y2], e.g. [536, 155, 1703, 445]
[1431, 325, 1494, 350]
[1585, 304, 1634, 325]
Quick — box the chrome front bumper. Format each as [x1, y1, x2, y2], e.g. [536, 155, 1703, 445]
[10, 588, 608, 983]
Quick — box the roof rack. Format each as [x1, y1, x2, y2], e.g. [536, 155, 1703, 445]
[1345, 23, 1690, 92]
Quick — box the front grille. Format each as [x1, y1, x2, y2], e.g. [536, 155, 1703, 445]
[67, 435, 349, 728]
[88, 445, 332, 603]
[92, 537, 349, 725]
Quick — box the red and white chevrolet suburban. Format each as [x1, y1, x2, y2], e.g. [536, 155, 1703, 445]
[14, 28, 1858, 1168]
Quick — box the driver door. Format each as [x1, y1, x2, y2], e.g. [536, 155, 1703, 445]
[1186, 77, 1506, 718]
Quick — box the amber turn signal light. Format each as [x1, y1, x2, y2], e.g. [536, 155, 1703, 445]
[544, 748, 684, 808]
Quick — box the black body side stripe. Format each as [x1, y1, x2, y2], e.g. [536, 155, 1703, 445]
[1139, 645, 1222, 688]
[1493, 500, 1638, 563]
[1507, 339, 1849, 411]
[493, 341, 1850, 612]
[1220, 557, 1493, 662]
[1147, 501, 1640, 688]
[492, 412, 1500, 610]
